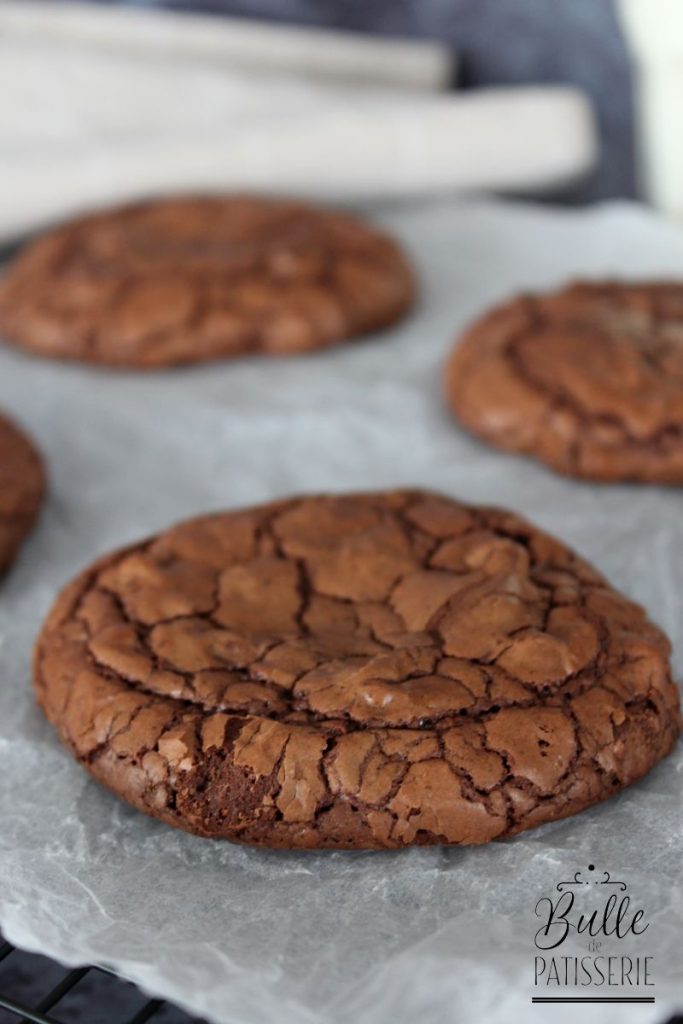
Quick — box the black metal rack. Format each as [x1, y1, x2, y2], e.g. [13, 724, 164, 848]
[0, 935, 205, 1024]
[1, 931, 681, 1024]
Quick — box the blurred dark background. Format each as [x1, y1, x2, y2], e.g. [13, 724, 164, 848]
[86, 0, 637, 202]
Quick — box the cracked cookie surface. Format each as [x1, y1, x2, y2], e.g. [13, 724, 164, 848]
[0, 413, 44, 574]
[446, 282, 683, 483]
[34, 490, 680, 849]
[0, 196, 415, 368]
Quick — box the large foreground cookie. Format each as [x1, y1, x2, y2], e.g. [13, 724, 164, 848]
[446, 282, 683, 483]
[35, 491, 680, 849]
[0, 196, 415, 368]
[0, 413, 44, 574]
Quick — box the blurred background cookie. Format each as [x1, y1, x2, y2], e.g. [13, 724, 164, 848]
[446, 281, 683, 484]
[0, 196, 416, 368]
[0, 412, 44, 575]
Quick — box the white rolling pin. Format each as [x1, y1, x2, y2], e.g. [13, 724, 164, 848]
[0, 0, 456, 90]
[0, 3, 597, 242]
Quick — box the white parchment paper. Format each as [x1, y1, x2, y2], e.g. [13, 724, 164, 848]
[0, 199, 680, 1024]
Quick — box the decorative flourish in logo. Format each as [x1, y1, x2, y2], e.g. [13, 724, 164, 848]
[556, 864, 627, 893]
[532, 863, 654, 1005]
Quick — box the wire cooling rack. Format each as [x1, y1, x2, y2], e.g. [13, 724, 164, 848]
[0, 935, 205, 1024]
[0, 931, 681, 1024]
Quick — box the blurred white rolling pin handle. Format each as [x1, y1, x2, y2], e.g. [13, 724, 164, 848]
[0, 0, 457, 90]
[0, 2, 598, 242]
[617, 0, 683, 217]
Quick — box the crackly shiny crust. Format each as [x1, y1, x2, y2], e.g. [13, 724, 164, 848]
[0, 413, 45, 574]
[446, 282, 683, 483]
[34, 490, 680, 849]
[0, 196, 416, 368]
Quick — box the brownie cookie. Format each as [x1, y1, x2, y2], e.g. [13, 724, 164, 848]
[446, 282, 683, 483]
[0, 413, 44, 574]
[34, 490, 680, 849]
[0, 196, 415, 368]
